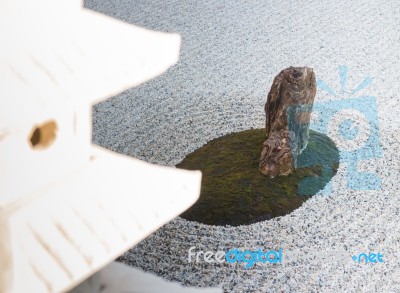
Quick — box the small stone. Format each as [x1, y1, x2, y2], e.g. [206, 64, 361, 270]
[259, 66, 316, 178]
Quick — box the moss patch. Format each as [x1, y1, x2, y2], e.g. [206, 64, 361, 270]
[177, 129, 339, 226]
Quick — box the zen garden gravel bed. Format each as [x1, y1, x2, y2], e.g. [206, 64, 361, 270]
[86, 0, 400, 291]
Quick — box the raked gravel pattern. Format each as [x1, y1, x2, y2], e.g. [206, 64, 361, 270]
[85, 0, 400, 292]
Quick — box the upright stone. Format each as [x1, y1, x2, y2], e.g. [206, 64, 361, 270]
[259, 67, 316, 178]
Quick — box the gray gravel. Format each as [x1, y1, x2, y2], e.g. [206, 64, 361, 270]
[85, 0, 400, 292]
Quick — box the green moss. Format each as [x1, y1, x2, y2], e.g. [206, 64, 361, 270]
[177, 129, 339, 226]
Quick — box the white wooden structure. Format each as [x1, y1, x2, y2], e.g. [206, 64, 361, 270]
[0, 0, 219, 292]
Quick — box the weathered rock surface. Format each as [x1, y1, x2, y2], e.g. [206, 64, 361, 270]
[259, 67, 316, 178]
